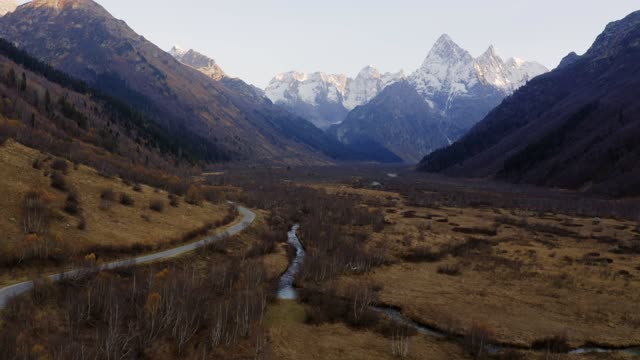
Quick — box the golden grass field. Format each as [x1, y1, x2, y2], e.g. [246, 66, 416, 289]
[300, 184, 640, 359]
[0, 140, 231, 286]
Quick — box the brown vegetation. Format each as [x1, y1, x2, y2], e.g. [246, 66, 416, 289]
[119, 192, 135, 206]
[0, 244, 273, 359]
[21, 188, 51, 235]
[149, 199, 164, 213]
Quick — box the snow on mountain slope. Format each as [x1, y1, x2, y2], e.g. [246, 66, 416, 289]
[265, 66, 404, 129]
[409, 34, 548, 113]
[410, 34, 478, 104]
[343, 66, 405, 110]
[264, 34, 546, 134]
[328, 34, 549, 163]
[505, 57, 549, 90]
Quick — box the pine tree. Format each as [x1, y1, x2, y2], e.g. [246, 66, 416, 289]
[30, 113, 36, 128]
[20, 72, 27, 91]
[7, 68, 16, 88]
[45, 90, 51, 112]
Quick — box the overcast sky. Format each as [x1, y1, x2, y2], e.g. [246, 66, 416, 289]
[18, 0, 640, 87]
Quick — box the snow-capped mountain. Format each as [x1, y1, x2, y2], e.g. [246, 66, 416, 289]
[0, 0, 17, 16]
[410, 34, 548, 113]
[265, 66, 404, 129]
[406, 34, 548, 136]
[343, 66, 405, 110]
[169, 45, 226, 80]
[266, 35, 545, 133]
[329, 34, 549, 163]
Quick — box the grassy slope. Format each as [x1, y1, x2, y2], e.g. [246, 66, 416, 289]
[0, 139, 228, 286]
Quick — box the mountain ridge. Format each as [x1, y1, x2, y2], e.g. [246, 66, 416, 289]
[265, 66, 404, 129]
[0, 0, 366, 165]
[328, 34, 548, 163]
[418, 10, 640, 196]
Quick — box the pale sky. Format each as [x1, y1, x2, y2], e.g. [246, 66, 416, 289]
[18, 0, 640, 87]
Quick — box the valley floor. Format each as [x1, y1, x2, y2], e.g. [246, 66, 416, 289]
[1, 157, 638, 359]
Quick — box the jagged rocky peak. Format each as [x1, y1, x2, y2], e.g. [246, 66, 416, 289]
[424, 34, 474, 65]
[411, 34, 548, 99]
[410, 34, 477, 100]
[169, 45, 187, 59]
[169, 45, 226, 80]
[265, 66, 400, 107]
[0, 0, 17, 16]
[343, 65, 404, 110]
[475, 45, 509, 89]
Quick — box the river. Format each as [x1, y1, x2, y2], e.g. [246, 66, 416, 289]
[277, 224, 304, 300]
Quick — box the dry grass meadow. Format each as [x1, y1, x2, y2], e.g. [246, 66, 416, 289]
[0, 139, 233, 286]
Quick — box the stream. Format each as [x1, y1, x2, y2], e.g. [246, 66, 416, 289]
[374, 306, 640, 356]
[275, 225, 639, 356]
[277, 224, 304, 300]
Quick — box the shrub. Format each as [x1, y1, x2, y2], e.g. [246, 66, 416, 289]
[403, 246, 442, 263]
[132, 183, 143, 192]
[168, 194, 180, 208]
[221, 206, 239, 225]
[50, 171, 68, 192]
[494, 350, 524, 360]
[100, 188, 116, 201]
[149, 199, 164, 213]
[99, 189, 116, 211]
[77, 217, 87, 230]
[51, 159, 69, 174]
[185, 185, 203, 206]
[31, 159, 42, 170]
[452, 227, 498, 237]
[531, 335, 571, 353]
[203, 234, 233, 254]
[390, 323, 412, 358]
[21, 189, 51, 234]
[464, 322, 495, 359]
[437, 264, 462, 276]
[246, 234, 277, 258]
[119, 193, 135, 206]
[63, 191, 80, 215]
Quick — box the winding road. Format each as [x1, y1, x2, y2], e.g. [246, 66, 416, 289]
[0, 205, 256, 309]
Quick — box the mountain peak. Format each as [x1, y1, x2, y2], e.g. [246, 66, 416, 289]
[356, 65, 381, 78]
[434, 33, 454, 46]
[425, 34, 472, 65]
[481, 45, 498, 58]
[168, 46, 226, 80]
[169, 45, 187, 58]
[24, 0, 112, 18]
[28, 0, 100, 10]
